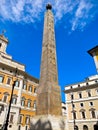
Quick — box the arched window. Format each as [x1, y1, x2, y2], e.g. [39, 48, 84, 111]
[73, 112, 76, 119]
[82, 111, 86, 119]
[89, 108, 96, 118]
[91, 111, 96, 118]
[80, 109, 86, 119]
[83, 125, 88, 130]
[75, 125, 78, 130]
[94, 123, 98, 130]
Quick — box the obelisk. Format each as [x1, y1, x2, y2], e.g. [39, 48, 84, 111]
[30, 4, 65, 130]
[36, 4, 62, 116]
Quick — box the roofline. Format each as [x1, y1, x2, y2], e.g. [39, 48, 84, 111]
[0, 35, 8, 43]
[88, 45, 98, 56]
[64, 82, 98, 93]
[64, 76, 98, 88]
[0, 63, 39, 84]
[0, 51, 25, 67]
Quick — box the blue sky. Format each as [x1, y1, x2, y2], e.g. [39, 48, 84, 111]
[0, 0, 98, 102]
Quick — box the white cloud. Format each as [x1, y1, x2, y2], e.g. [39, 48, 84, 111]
[71, 0, 93, 31]
[0, 0, 98, 31]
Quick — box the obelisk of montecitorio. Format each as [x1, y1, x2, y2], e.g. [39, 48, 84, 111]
[30, 4, 65, 130]
[36, 3, 62, 116]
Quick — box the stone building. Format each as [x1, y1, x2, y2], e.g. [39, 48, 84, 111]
[0, 34, 39, 130]
[64, 46, 98, 130]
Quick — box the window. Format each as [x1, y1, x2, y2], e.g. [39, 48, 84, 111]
[27, 100, 31, 108]
[7, 78, 11, 85]
[78, 84, 80, 87]
[83, 125, 88, 130]
[75, 125, 78, 130]
[18, 115, 23, 124]
[9, 124, 12, 128]
[34, 88, 36, 93]
[3, 95, 8, 102]
[72, 104, 75, 108]
[15, 80, 19, 87]
[12, 97, 17, 104]
[86, 82, 89, 85]
[9, 114, 14, 123]
[22, 83, 27, 90]
[21, 100, 25, 106]
[95, 80, 98, 83]
[88, 91, 91, 97]
[71, 94, 74, 100]
[91, 111, 96, 118]
[28, 86, 32, 92]
[73, 112, 76, 119]
[33, 100, 36, 109]
[81, 111, 86, 119]
[79, 93, 82, 98]
[21, 97, 25, 106]
[18, 125, 21, 130]
[0, 76, 4, 83]
[89, 102, 93, 106]
[25, 126, 28, 130]
[25, 117, 30, 124]
[80, 103, 84, 107]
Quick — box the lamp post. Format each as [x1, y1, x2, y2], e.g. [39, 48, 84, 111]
[2, 68, 18, 130]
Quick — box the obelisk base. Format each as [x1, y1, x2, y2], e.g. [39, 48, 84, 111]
[30, 115, 66, 130]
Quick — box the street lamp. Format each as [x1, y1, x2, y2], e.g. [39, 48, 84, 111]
[2, 68, 18, 130]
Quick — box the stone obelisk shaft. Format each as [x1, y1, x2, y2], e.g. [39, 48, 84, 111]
[36, 6, 62, 115]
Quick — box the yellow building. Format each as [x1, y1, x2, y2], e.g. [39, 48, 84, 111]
[88, 46, 98, 72]
[0, 34, 39, 130]
[64, 46, 98, 130]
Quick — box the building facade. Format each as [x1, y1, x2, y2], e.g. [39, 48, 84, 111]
[0, 34, 39, 130]
[64, 46, 98, 130]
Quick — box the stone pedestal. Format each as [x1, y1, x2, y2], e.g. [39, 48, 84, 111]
[30, 115, 66, 130]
